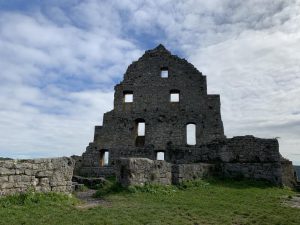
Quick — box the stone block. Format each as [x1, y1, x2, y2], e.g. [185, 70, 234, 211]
[36, 171, 53, 178]
[0, 157, 74, 196]
[0, 167, 15, 175]
[39, 178, 50, 186]
[0, 176, 9, 182]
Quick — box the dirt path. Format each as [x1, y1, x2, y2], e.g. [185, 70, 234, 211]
[284, 194, 300, 208]
[75, 189, 111, 209]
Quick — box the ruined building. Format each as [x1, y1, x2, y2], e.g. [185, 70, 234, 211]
[77, 44, 297, 187]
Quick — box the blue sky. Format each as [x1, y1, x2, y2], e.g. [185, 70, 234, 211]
[0, 0, 300, 165]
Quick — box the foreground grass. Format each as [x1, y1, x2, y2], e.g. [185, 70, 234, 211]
[0, 179, 299, 225]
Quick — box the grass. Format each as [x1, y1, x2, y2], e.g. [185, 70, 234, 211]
[0, 178, 299, 225]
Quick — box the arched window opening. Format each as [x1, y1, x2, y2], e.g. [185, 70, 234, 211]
[161, 67, 168, 78]
[186, 124, 196, 145]
[123, 91, 133, 103]
[156, 151, 165, 160]
[170, 90, 180, 102]
[135, 119, 145, 147]
[100, 150, 109, 166]
[137, 121, 145, 136]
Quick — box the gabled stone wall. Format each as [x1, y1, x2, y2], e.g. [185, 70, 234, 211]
[80, 45, 225, 174]
[77, 45, 297, 187]
[0, 157, 74, 196]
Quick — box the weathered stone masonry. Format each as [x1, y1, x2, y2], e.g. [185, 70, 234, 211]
[0, 157, 74, 196]
[78, 44, 298, 187]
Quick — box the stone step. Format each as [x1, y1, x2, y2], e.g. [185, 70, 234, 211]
[72, 175, 107, 187]
[71, 182, 85, 191]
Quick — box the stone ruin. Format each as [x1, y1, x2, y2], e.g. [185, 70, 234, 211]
[75, 44, 298, 187]
[0, 157, 74, 196]
[1, 44, 297, 197]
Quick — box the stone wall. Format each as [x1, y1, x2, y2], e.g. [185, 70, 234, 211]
[294, 166, 300, 180]
[115, 158, 297, 187]
[116, 158, 217, 187]
[172, 163, 217, 184]
[281, 159, 298, 187]
[71, 155, 83, 176]
[0, 157, 74, 196]
[221, 159, 298, 187]
[116, 158, 172, 187]
[77, 44, 296, 187]
[80, 45, 225, 175]
[221, 162, 282, 185]
[225, 136, 280, 163]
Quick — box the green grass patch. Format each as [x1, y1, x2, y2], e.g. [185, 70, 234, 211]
[0, 191, 78, 208]
[0, 178, 299, 225]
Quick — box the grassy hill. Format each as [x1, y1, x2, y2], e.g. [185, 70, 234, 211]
[0, 178, 299, 225]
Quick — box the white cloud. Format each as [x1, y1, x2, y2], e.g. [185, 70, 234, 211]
[0, 2, 141, 158]
[0, 0, 299, 165]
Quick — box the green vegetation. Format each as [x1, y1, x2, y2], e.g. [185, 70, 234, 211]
[0, 191, 78, 208]
[0, 178, 299, 225]
[0, 157, 12, 160]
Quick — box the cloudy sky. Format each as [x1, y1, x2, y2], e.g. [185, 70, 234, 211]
[0, 0, 299, 165]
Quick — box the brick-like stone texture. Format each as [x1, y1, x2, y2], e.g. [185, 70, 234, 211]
[116, 158, 172, 186]
[116, 158, 218, 187]
[281, 159, 298, 187]
[0, 157, 74, 196]
[78, 44, 297, 187]
[79, 44, 224, 177]
[294, 166, 300, 180]
[172, 163, 217, 184]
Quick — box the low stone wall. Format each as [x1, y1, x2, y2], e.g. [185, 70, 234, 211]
[0, 157, 74, 196]
[116, 158, 172, 186]
[281, 159, 298, 187]
[116, 158, 217, 187]
[221, 162, 282, 184]
[172, 163, 217, 184]
[225, 136, 280, 163]
[221, 159, 297, 187]
[115, 158, 297, 187]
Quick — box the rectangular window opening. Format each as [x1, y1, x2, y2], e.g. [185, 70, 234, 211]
[170, 93, 179, 102]
[186, 124, 196, 145]
[124, 93, 133, 103]
[100, 150, 109, 166]
[137, 122, 145, 136]
[103, 151, 109, 165]
[161, 68, 168, 78]
[156, 152, 165, 160]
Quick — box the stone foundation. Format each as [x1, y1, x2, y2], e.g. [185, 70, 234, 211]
[172, 163, 217, 184]
[0, 157, 74, 196]
[116, 158, 172, 186]
[116, 158, 297, 187]
[116, 158, 217, 187]
[221, 162, 282, 184]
